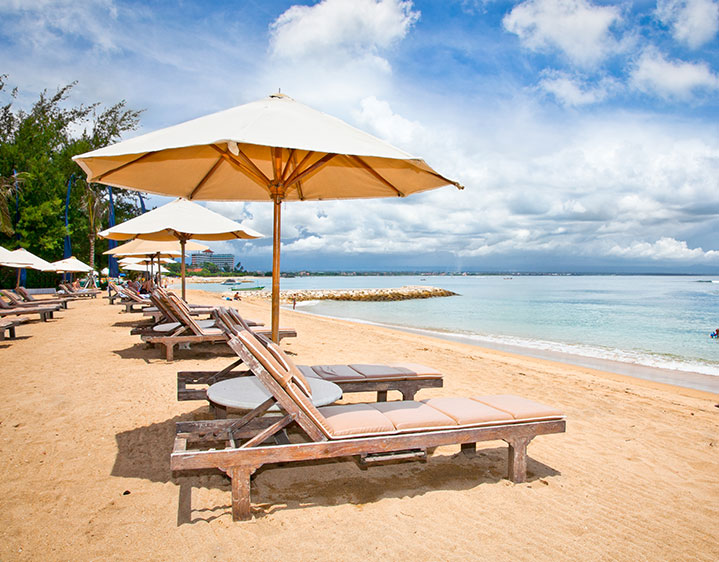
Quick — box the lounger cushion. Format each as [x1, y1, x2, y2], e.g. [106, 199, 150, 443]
[472, 395, 564, 420]
[372, 401, 457, 430]
[422, 397, 514, 425]
[310, 365, 366, 381]
[318, 404, 396, 436]
[200, 327, 224, 336]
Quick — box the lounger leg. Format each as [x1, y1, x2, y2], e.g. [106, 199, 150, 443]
[166, 343, 175, 362]
[461, 442, 476, 456]
[400, 386, 418, 401]
[377, 390, 388, 402]
[229, 466, 254, 521]
[506, 437, 532, 483]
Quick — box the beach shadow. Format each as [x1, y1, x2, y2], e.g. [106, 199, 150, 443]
[112, 319, 150, 328]
[112, 342, 236, 363]
[111, 414, 560, 525]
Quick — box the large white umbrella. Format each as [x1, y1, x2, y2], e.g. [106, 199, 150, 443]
[97, 198, 261, 299]
[74, 93, 462, 341]
[0, 245, 31, 268]
[51, 256, 94, 273]
[6, 248, 56, 288]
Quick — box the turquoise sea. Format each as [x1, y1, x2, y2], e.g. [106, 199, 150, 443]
[188, 275, 719, 392]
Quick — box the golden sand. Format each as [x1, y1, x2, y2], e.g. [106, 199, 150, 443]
[0, 290, 717, 560]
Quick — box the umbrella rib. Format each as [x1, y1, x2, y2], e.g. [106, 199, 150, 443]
[348, 155, 405, 197]
[209, 145, 272, 192]
[280, 149, 296, 181]
[189, 156, 225, 199]
[284, 153, 337, 194]
[96, 152, 156, 182]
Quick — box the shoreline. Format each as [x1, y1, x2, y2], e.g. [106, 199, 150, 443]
[279, 302, 719, 395]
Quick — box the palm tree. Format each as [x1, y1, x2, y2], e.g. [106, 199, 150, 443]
[0, 172, 29, 236]
[82, 182, 107, 273]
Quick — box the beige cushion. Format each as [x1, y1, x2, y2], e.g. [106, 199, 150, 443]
[297, 365, 321, 379]
[423, 397, 514, 425]
[310, 365, 366, 381]
[319, 404, 396, 436]
[471, 395, 564, 420]
[372, 401, 457, 430]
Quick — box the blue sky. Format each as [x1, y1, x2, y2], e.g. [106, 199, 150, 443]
[1, 0, 718, 272]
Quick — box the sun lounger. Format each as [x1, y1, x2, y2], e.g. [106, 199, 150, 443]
[0, 316, 29, 340]
[14, 287, 74, 307]
[171, 308, 566, 521]
[0, 297, 59, 321]
[142, 294, 296, 361]
[0, 289, 69, 310]
[177, 309, 442, 405]
[58, 283, 99, 298]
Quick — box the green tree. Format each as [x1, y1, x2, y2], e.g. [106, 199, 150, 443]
[0, 78, 143, 286]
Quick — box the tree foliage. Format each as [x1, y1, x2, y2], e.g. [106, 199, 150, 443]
[0, 77, 144, 287]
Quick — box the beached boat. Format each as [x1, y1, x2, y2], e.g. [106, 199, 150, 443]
[221, 279, 236, 285]
[231, 285, 265, 291]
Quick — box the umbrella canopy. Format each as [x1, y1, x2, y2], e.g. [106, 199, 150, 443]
[74, 93, 462, 341]
[97, 198, 261, 299]
[51, 256, 94, 273]
[104, 238, 208, 257]
[0, 245, 32, 268]
[10, 249, 57, 271]
[120, 262, 169, 274]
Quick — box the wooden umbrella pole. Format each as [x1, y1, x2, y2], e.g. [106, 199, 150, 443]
[271, 197, 282, 343]
[181, 238, 186, 300]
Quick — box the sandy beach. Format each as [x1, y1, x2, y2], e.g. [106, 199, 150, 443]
[0, 289, 717, 561]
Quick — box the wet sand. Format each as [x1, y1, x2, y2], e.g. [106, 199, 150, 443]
[0, 290, 717, 560]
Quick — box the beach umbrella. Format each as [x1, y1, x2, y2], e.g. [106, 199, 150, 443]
[97, 198, 261, 299]
[7, 248, 56, 288]
[51, 256, 94, 273]
[0, 245, 31, 268]
[105, 238, 209, 284]
[73, 93, 462, 341]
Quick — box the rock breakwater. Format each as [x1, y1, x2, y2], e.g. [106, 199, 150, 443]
[242, 285, 458, 302]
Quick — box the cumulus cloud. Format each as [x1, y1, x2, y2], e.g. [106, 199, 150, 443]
[538, 71, 617, 106]
[630, 47, 719, 99]
[503, 0, 623, 68]
[270, 0, 418, 60]
[353, 96, 426, 146]
[608, 237, 719, 261]
[655, 0, 719, 49]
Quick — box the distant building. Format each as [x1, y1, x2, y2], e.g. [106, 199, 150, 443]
[190, 249, 235, 270]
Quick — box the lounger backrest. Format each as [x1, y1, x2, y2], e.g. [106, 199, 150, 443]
[150, 290, 178, 323]
[0, 297, 12, 309]
[166, 293, 205, 335]
[16, 287, 35, 302]
[0, 290, 20, 304]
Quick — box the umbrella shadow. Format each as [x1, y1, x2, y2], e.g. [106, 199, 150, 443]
[112, 413, 561, 525]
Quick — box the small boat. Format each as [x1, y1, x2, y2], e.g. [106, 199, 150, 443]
[221, 279, 236, 285]
[231, 285, 265, 291]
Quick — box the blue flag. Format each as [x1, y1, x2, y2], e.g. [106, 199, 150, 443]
[107, 186, 119, 277]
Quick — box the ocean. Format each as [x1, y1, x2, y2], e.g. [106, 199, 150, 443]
[187, 275, 719, 392]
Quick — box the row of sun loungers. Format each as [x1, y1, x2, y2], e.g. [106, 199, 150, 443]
[103, 283, 565, 522]
[0, 285, 84, 341]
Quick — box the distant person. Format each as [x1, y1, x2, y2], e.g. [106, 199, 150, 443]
[233, 292, 241, 301]
[139, 278, 154, 294]
[711, 329, 719, 339]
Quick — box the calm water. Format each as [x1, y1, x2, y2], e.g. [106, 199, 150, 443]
[189, 275, 719, 386]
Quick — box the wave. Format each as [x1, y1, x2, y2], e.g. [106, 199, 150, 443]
[293, 309, 719, 378]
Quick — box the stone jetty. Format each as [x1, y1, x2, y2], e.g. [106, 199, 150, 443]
[240, 285, 458, 302]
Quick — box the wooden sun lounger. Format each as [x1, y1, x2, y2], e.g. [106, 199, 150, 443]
[59, 283, 99, 298]
[171, 309, 566, 521]
[0, 289, 69, 310]
[0, 298, 58, 321]
[15, 287, 74, 307]
[0, 316, 29, 340]
[141, 294, 295, 361]
[176, 309, 442, 405]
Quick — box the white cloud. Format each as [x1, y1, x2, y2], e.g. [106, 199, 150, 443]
[630, 47, 719, 99]
[656, 0, 719, 49]
[503, 0, 623, 68]
[270, 0, 418, 60]
[608, 237, 719, 261]
[538, 71, 617, 106]
[353, 96, 425, 146]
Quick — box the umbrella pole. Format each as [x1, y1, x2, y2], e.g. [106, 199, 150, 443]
[181, 238, 186, 300]
[16, 268, 21, 289]
[271, 197, 282, 343]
